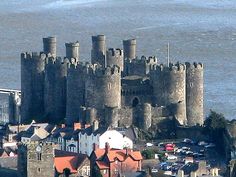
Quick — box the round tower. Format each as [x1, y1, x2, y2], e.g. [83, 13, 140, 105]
[141, 103, 152, 130]
[54, 58, 69, 122]
[44, 57, 69, 122]
[185, 62, 204, 126]
[44, 57, 56, 121]
[66, 62, 89, 125]
[106, 48, 124, 71]
[123, 39, 136, 60]
[21, 52, 46, 122]
[105, 106, 119, 127]
[150, 63, 187, 125]
[91, 35, 106, 67]
[86, 107, 97, 125]
[43, 37, 57, 57]
[85, 66, 121, 114]
[65, 42, 80, 62]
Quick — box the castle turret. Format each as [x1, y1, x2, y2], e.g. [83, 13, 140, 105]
[91, 35, 106, 67]
[150, 63, 187, 125]
[85, 66, 121, 116]
[86, 107, 97, 125]
[43, 37, 57, 57]
[141, 103, 152, 130]
[54, 58, 69, 122]
[106, 48, 124, 71]
[65, 42, 80, 62]
[123, 39, 136, 60]
[185, 62, 204, 126]
[105, 106, 119, 127]
[66, 62, 90, 125]
[21, 52, 46, 122]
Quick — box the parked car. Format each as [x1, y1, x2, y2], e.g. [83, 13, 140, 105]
[182, 147, 190, 151]
[167, 155, 178, 160]
[198, 141, 208, 146]
[146, 142, 154, 147]
[182, 138, 194, 144]
[151, 168, 158, 173]
[205, 143, 215, 148]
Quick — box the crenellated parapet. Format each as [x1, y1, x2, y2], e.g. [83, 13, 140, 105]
[21, 52, 47, 63]
[106, 48, 124, 71]
[185, 62, 203, 70]
[124, 55, 158, 76]
[88, 65, 121, 77]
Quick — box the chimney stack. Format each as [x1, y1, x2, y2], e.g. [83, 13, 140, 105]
[105, 142, 110, 153]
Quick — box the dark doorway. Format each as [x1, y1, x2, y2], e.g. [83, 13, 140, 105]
[132, 97, 139, 107]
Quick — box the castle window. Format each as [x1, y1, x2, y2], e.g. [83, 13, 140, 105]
[37, 168, 41, 173]
[37, 153, 42, 161]
[107, 83, 112, 90]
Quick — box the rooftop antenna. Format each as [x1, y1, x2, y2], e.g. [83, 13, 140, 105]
[167, 43, 170, 67]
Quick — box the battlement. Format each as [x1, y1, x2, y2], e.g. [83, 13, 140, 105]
[185, 62, 203, 69]
[43, 36, 56, 43]
[150, 63, 185, 73]
[68, 61, 96, 74]
[123, 39, 136, 45]
[92, 34, 106, 42]
[65, 41, 79, 48]
[92, 66, 121, 77]
[21, 52, 46, 61]
[106, 48, 123, 57]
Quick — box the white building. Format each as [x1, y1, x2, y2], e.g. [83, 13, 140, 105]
[79, 122, 133, 156]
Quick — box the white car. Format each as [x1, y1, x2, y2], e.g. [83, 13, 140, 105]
[151, 168, 158, 173]
[146, 143, 154, 147]
[198, 141, 208, 146]
[167, 155, 178, 160]
[182, 147, 190, 151]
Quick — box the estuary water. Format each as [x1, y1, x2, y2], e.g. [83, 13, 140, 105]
[0, 0, 236, 119]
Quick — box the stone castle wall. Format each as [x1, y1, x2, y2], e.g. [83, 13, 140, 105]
[20, 35, 204, 128]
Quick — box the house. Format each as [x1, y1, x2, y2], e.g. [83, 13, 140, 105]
[6, 120, 55, 144]
[49, 123, 90, 153]
[90, 143, 142, 177]
[54, 150, 90, 177]
[178, 161, 221, 177]
[79, 121, 133, 156]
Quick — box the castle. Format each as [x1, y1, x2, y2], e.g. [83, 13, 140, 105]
[21, 35, 204, 130]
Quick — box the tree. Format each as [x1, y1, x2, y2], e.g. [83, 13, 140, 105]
[204, 110, 227, 152]
[141, 149, 155, 159]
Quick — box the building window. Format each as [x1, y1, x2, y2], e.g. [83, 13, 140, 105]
[103, 170, 107, 174]
[37, 168, 41, 173]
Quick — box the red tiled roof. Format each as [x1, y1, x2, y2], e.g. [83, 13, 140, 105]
[54, 150, 88, 174]
[94, 148, 142, 163]
[96, 161, 109, 169]
[94, 149, 105, 158]
[54, 156, 78, 173]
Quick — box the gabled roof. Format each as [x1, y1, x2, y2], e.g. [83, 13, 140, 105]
[94, 148, 142, 164]
[96, 161, 109, 169]
[54, 150, 88, 174]
[79, 126, 108, 136]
